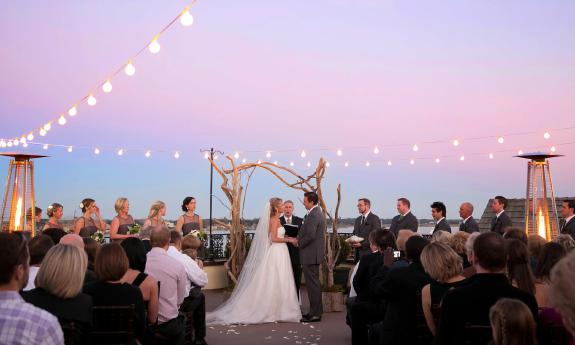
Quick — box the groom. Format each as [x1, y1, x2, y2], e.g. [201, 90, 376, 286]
[296, 191, 325, 323]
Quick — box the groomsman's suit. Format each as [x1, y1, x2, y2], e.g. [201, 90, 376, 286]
[280, 214, 304, 295]
[560, 216, 575, 239]
[352, 211, 381, 262]
[459, 216, 480, 233]
[389, 211, 419, 238]
[298, 204, 326, 319]
[490, 211, 513, 235]
[433, 218, 452, 234]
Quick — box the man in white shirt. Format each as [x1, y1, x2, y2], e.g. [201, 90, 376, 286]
[168, 231, 208, 345]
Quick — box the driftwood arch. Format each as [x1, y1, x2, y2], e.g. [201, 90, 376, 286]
[208, 156, 342, 288]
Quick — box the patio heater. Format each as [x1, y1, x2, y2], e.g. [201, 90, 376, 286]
[0, 153, 47, 237]
[516, 152, 563, 240]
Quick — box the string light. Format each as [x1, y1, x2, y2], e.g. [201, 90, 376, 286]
[307, 161, 311, 167]
[22, 142, 28, 148]
[94, 148, 101, 155]
[452, 139, 460, 147]
[102, 80, 113, 93]
[435, 158, 440, 164]
[518, 150, 524, 155]
[300, 150, 306, 158]
[43, 123, 52, 132]
[117, 149, 124, 156]
[497, 137, 504, 144]
[266, 151, 272, 158]
[43, 144, 49, 150]
[148, 38, 161, 54]
[203, 152, 209, 159]
[39, 129, 47, 136]
[551, 146, 556, 153]
[145, 150, 151, 158]
[460, 155, 465, 161]
[489, 153, 494, 159]
[242, 158, 247, 163]
[13, 139, 19, 146]
[0, 140, 5, 148]
[19, 137, 26, 144]
[344, 161, 349, 167]
[214, 155, 219, 160]
[27, 133, 34, 141]
[124, 61, 136, 76]
[336, 149, 343, 156]
[233, 151, 240, 159]
[273, 161, 278, 165]
[365, 161, 370, 167]
[174, 151, 180, 159]
[87, 94, 97, 106]
[67, 146, 73, 153]
[289, 161, 294, 167]
[325, 162, 330, 167]
[68, 106, 77, 117]
[373, 146, 380, 155]
[412, 144, 419, 152]
[257, 160, 263, 164]
[544, 132, 551, 140]
[58, 115, 67, 125]
[410, 159, 415, 165]
[387, 160, 392, 166]
[6, 141, 12, 148]
[180, 9, 194, 26]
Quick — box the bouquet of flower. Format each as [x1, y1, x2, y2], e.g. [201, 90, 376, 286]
[190, 229, 208, 241]
[128, 223, 142, 235]
[91, 230, 104, 243]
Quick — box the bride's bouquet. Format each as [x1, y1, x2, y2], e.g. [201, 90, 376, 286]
[91, 230, 105, 243]
[128, 223, 142, 235]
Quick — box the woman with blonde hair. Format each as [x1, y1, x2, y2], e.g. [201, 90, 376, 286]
[22, 244, 93, 338]
[420, 242, 466, 335]
[489, 298, 537, 345]
[42, 203, 64, 230]
[74, 198, 106, 237]
[143, 201, 166, 228]
[549, 252, 575, 339]
[110, 197, 136, 242]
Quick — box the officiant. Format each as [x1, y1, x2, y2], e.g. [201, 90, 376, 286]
[280, 200, 303, 296]
[352, 198, 382, 262]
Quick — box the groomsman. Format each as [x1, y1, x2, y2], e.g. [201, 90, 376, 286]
[389, 198, 419, 237]
[458, 202, 479, 233]
[490, 196, 513, 234]
[560, 199, 575, 239]
[352, 198, 382, 262]
[431, 201, 451, 234]
[280, 200, 304, 295]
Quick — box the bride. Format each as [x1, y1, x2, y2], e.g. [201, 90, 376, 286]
[206, 197, 302, 325]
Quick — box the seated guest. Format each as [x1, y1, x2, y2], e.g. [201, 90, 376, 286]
[438, 232, 539, 345]
[145, 227, 187, 345]
[548, 251, 575, 339]
[489, 298, 537, 345]
[503, 227, 528, 245]
[527, 234, 547, 262]
[451, 231, 471, 268]
[60, 233, 85, 249]
[43, 203, 64, 230]
[183, 248, 198, 260]
[506, 239, 536, 295]
[73, 198, 106, 238]
[554, 234, 575, 253]
[121, 237, 159, 325]
[82, 237, 100, 272]
[393, 229, 416, 269]
[534, 242, 566, 308]
[22, 244, 93, 340]
[462, 232, 481, 278]
[431, 230, 452, 246]
[23, 235, 55, 291]
[371, 236, 431, 345]
[42, 228, 66, 245]
[110, 197, 136, 242]
[182, 234, 203, 252]
[420, 242, 466, 336]
[168, 230, 208, 345]
[0, 233, 64, 345]
[350, 229, 392, 345]
[84, 243, 147, 343]
[139, 226, 153, 253]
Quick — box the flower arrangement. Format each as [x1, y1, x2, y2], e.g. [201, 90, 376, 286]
[190, 229, 208, 241]
[91, 230, 104, 243]
[128, 223, 142, 235]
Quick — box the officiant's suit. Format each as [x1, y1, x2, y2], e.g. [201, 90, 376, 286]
[298, 205, 326, 319]
[280, 214, 303, 295]
[352, 212, 382, 262]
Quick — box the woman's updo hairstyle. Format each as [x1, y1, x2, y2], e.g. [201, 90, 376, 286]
[79, 198, 95, 214]
[47, 203, 63, 217]
[181, 197, 196, 212]
[269, 197, 283, 217]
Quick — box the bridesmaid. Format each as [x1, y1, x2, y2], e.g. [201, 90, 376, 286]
[110, 197, 136, 242]
[143, 201, 167, 228]
[43, 203, 64, 230]
[74, 198, 106, 238]
[175, 196, 203, 236]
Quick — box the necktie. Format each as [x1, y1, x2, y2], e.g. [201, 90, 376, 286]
[361, 215, 365, 225]
[287, 217, 291, 225]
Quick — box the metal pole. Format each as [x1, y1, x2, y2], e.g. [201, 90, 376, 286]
[209, 148, 214, 260]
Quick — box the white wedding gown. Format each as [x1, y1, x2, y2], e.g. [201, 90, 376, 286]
[206, 225, 302, 325]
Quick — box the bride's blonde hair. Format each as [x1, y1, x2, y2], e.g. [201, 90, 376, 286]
[269, 198, 283, 217]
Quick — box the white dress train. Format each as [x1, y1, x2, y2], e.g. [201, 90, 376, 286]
[206, 226, 301, 325]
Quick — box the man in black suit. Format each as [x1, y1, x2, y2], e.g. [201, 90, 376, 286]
[560, 199, 575, 239]
[438, 232, 539, 345]
[279, 200, 303, 296]
[389, 198, 419, 238]
[370, 236, 431, 345]
[490, 196, 513, 234]
[352, 198, 382, 262]
[458, 202, 479, 233]
[431, 201, 451, 234]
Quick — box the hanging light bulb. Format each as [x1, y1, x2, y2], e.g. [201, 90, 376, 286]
[325, 162, 330, 167]
[266, 151, 272, 159]
[58, 115, 67, 125]
[19, 137, 26, 144]
[344, 161, 349, 167]
[550, 146, 557, 153]
[27, 133, 34, 141]
[307, 161, 311, 167]
[289, 161, 294, 167]
[22, 142, 28, 148]
[203, 152, 210, 159]
[6, 141, 12, 147]
[102, 80, 113, 93]
[543, 132, 551, 140]
[214, 155, 219, 160]
[435, 158, 440, 164]
[452, 139, 460, 147]
[124, 61, 136, 76]
[39, 129, 47, 136]
[145, 150, 151, 158]
[43, 144, 49, 150]
[273, 161, 278, 165]
[460, 155, 465, 161]
[365, 161, 371, 167]
[489, 153, 494, 159]
[373, 146, 380, 155]
[410, 159, 415, 165]
[180, 9, 194, 26]
[67, 146, 73, 153]
[336, 149, 343, 156]
[87, 94, 97, 106]
[257, 159, 262, 164]
[174, 151, 180, 159]
[117, 149, 124, 156]
[412, 144, 419, 152]
[13, 139, 19, 146]
[300, 150, 307, 158]
[148, 38, 161, 54]
[233, 151, 240, 159]
[0, 140, 6, 148]
[43, 123, 52, 132]
[518, 150, 524, 155]
[497, 136, 504, 144]
[94, 148, 101, 155]
[68, 105, 78, 117]
[387, 160, 392, 166]
[241, 158, 247, 163]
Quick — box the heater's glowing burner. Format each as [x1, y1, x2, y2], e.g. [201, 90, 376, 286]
[14, 197, 23, 230]
[537, 207, 547, 240]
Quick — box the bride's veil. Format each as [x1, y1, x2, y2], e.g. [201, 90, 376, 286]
[206, 201, 272, 323]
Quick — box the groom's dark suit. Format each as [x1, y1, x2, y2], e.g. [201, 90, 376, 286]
[298, 204, 326, 319]
[280, 214, 303, 295]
